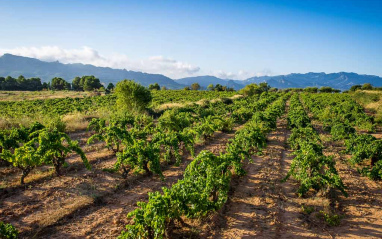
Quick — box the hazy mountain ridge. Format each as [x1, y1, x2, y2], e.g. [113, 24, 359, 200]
[1, 54, 381, 90]
[0, 54, 183, 89]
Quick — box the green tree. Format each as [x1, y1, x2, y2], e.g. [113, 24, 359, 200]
[350, 85, 362, 91]
[214, 84, 223, 91]
[149, 83, 160, 90]
[304, 87, 318, 93]
[115, 80, 152, 113]
[184, 86, 190, 91]
[51, 77, 70, 90]
[361, 83, 373, 90]
[207, 84, 214, 91]
[240, 84, 262, 96]
[259, 82, 270, 92]
[319, 86, 334, 93]
[191, 82, 201, 90]
[72, 77, 82, 91]
[107, 82, 115, 91]
[83, 75, 102, 91]
[161, 86, 167, 90]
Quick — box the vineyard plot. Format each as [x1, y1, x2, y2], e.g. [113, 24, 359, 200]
[1, 91, 382, 239]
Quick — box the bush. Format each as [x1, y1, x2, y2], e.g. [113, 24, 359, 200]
[115, 80, 152, 113]
[0, 221, 18, 239]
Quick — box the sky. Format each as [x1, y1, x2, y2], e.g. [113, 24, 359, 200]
[0, 0, 381, 79]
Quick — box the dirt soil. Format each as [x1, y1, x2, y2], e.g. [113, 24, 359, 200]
[0, 126, 242, 238]
[2, 107, 382, 238]
[190, 105, 382, 239]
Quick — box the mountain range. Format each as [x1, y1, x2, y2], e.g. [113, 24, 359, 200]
[1, 54, 381, 90]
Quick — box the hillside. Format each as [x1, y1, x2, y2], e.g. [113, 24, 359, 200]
[0, 54, 183, 89]
[1, 54, 381, 90]
[241, 72, 382, 90]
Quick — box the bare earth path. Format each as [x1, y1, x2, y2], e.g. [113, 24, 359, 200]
[203, 108, 320, 238]
[204, 104, 335, 239]
[316, 127, 382, 239]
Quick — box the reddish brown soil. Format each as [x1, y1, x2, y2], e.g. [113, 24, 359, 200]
[196, 105, 382, 239]
[0, 126, 241, 238]
[2, 108, 382, 238]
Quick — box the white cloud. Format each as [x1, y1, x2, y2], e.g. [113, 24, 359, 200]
[0, 46, 201, 79]
[213, 69, 272, 80]
[0, 46, 273, 80]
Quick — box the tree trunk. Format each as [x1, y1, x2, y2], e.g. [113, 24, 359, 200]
[20, 167, 32, 184]
[122, 166, 130, 179]
[371, 155, 378, 166]
[143, 162, 152, 175]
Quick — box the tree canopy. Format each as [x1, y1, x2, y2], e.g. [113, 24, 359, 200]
[115, 80, 152, 113]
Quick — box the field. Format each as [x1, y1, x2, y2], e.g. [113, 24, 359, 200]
[0, 90, 101, 102]
[1, 90, 382, 238]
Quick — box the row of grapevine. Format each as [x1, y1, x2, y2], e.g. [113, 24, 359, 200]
[87, 92, 278, 179]
[284, 94, 347, 197]
[0, 123, 90, 184]
[0, 91, 237, 120]
[0, 92, 258, 185]
[118, 93, 288, 239]
[301, 93, 382, 180]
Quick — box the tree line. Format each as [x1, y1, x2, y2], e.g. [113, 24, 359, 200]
[0, 75, 113, 92]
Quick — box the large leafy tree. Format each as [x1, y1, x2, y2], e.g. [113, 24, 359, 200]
[115, 80, 152, 113]
[51, 77, 71, 90]
[72, 77, 82, 91]
[107, 82, 115, 91]
[191, 82, 201, 90]
[83, 75, 103, 91]
[0, 75, 43, 91]
[149, 83, 160, 90]
[71, 75, 103, 91]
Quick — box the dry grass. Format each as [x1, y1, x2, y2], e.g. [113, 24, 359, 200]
[0, 90, 103, 101]
[155, 102, 185, 111]
[155, 94, 243, 111]
[62, 113, 90, 132]
[351, 91, 382, 123]
[37, 195, 94, 228]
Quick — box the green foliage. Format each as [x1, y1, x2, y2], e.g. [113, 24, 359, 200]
[107, 82, 115, 91]
[304, 87, 318, 93]
[0, 221, 18, 239]
[285, 141, 347, 197]
[301, 93, 381, 180]
[72, 75, 103, 91]
[195, 115, 222, 141]
[1, 126, 90, 183]
[319, 86, 339, 93]
[115, 80, 152, 113]
[51, 77, 71, 90]
[119, 92, 288, 238]
[149, 83, 160, 91]
[87, 117, 134, 154]
[349, 84, 362, 91]
[116, 139, 162, 178]
[0, 75, 43, 91]
[34, 128, 90, 176]
[239, 83, 262, 96]
[330, 123, 355, 141]
[191, 82, 201, 91]
[319, 211, 342, 226]
[285, 94, 347, 197]
[361, 83, 373, 90]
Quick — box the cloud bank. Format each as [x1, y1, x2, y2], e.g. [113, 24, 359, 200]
[0, 46, 201, 79]
[0, 46, 270, 80]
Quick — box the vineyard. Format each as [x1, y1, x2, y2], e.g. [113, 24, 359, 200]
[0, 90, 382, 238]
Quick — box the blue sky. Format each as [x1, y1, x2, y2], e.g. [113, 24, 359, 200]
[0, 0, 381, 79]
